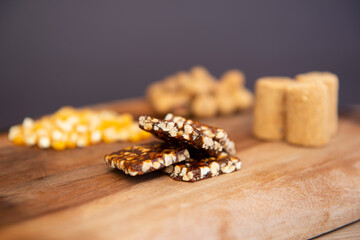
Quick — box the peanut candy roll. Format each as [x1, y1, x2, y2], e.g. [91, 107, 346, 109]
[253, 77, 294, 140]
[296, 71, 339, 135]
[286, 81, 330, 147]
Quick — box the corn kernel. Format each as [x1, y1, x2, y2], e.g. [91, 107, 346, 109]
[8, 125, 22, 141]
[66, 115, 80, 126]
[76, 124, 88, 133]
[99, 110, 117, 120]
[88, 116, 101, 131]
[55, 106, 76, 119]
[52, 140, 67, 151]
[76, 134, 90, 147]
[40, 117, 53, 129]
[78, 108, 93, 120]
[23, 117, 34, 129]
[51, 129, 63, 141]
[129, 133, 142, 142]
[103, 127, 118, 143]
[55, 119, 73, 132]
[24, 133, 37, 146]
[36, 128, 48, 137]
[101, 120, 116, 129]
[90, 130, 102, 144]
[13, 135, 25, 145]
[38, 136, 50, 149]
[139, 130, 152, 139]
[115, 129, 130, 141]
[66, 132, 78, 148]
[116, 114, 133, 127]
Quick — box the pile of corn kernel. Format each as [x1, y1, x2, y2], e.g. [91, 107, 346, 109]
[8, 106, 151, 150]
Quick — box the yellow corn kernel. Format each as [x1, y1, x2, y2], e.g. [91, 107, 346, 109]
[51, 129, 64, 141]
[130, 130, 151, 142]
[116, 113, 133, 127]
[115, 128, 130, 141]
[55, 119, 73, 132]
[103, 127, 118, 143]
[55, 106, 76, 120]
[66, 132, 78, 148]
[52, 141, 67, 151]
[90, 130, 102, 144]
[36, 128, 49, 137]
[8, 125, 22, 141]
[128, 123, 145, 142]
[78, 110, 93, 125]
[50, 129, 67, 150]
[139, 130, 152, 140]
[79, 108, 94, 117]
[24, 131, 37, 146]
[76, 133, 90, 147]
[9, 125, 25, 145]
[87, 115, 101, 131]
[22, 117, 35, 129]
[38, 136, 51, 149]
[39, 117, 54, 130]
[13, 135, 25, 145]
[129, 133, 142, 142]
[99, 110, 117, 120]
[75, 124, 88, 133]
[65, 115, 80, 126]
[100, 120, 117, 129]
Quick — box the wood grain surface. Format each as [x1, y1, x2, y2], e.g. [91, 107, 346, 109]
[313, 220, 360, 240]
[0, 99, 359, 240]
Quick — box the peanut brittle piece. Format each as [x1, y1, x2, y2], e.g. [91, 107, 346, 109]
[164, 151, 241, 182]
[104, 141, 190, 176]
[139, 115, 223, 156]
[139, 114, 235, 156]
[164, 113, 236, 155]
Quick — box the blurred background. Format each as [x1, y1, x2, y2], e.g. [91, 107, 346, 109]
[0, 0, 359, 129]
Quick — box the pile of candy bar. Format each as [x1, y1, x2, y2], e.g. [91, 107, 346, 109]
[104, 113, 241, 182]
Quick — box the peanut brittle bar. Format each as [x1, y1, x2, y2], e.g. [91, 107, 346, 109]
[104, 141, 190, 176]
[164, 151, 241, 182]
[138, 115, 235, 156]
[164, 113, 236, 155]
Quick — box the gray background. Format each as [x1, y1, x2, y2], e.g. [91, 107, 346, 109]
[1, 0, 359, 129]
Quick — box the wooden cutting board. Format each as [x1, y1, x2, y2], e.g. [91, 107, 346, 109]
[0, 99, 359, 240]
